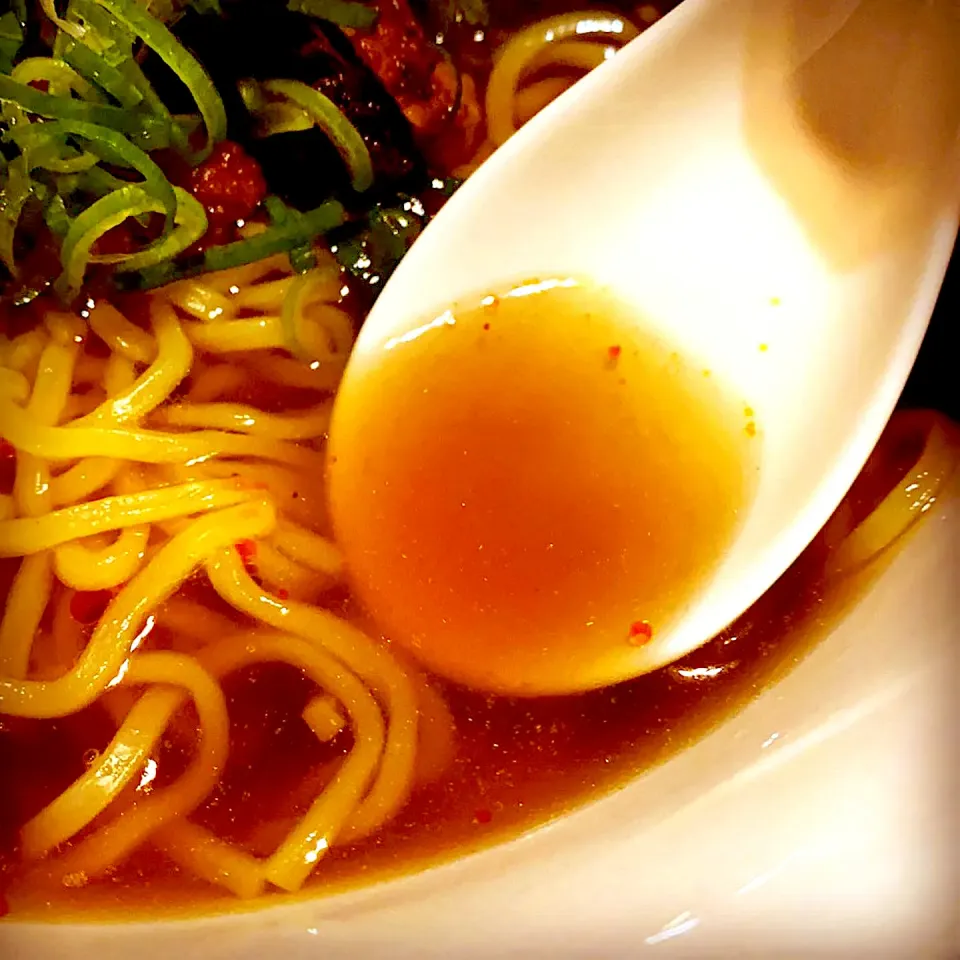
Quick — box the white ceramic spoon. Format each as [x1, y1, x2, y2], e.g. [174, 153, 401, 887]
[329, 0, 960, 688]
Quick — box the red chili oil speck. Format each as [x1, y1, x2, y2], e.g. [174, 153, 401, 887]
[473, 808, 492, 825]
[607, 345, 621, 362]
[70, 590, 115, 625]
[276, 588, 290, 601]
[627, 620, 653, 645]
[235, 539, 258, 574]
[482, 322, 490, 331]
[0, 440, 16, 460]
[235, 540, 257, 561]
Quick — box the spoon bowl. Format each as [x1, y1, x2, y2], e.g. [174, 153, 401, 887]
[330, 0, 960, 689]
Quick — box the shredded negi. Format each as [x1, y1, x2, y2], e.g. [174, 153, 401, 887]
[0, 0, 483, 306]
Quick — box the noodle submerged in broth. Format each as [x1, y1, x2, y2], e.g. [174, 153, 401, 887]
[0, 0, 958, 920]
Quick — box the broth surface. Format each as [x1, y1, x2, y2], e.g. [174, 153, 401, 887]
[330, 280, 753, 693]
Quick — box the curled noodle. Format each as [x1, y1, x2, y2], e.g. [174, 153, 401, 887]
[0, 251, 439, 900]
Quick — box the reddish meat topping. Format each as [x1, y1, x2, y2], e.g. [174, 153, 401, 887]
[188, 141, 268, 228]
[347, 0, 482, 168]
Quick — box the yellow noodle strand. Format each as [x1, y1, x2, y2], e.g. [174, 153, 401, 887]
[165, 280, 235, 323]
[273, 519, 343, 578]
[74, 305, 191, 426]
[302, 694, 346, 742]
[160, 400, 332, 439]
[0, 398, 323, 468]
[21, 682, 184, 859]
[253, 541, 323, 600]
[151, 820, 266, 899]
[48, 651, 229, 881]
[205, 551, 418, 842]
[50, 589, 86, 676]
[0, 367, 30, 402]
[161, 459, 330, 532]
[0, 479, 254, 557]
[197, 632, 384, 892]
[103, 351, 137, 398]
[15, 336, 80, 517]
[0, 552, 53, 679]
[0, 498, 276, 717]
[54, 524, 150, 591]
[486, 12, 638, 145]
[185, 361, 249, 403]
[184, 315, 286, 353]
[527, 39, 615, 74]
[87, 301, 156, 364]
[515, 76, 575, 124]
[157, 597, 239, 649]
[243, 352, 345, 393]
[3, 326, 47, 374]
[200, 254, 291, 294]
[49, 458, 123, 507]
[827, 411, 960, 576]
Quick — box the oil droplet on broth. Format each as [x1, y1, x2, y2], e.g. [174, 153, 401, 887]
[328, 279, 753, 694]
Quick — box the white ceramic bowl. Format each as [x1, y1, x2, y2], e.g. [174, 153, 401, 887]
[2, 471, 956, 958]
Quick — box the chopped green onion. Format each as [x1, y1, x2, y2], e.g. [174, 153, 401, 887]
[187, 0, 223, 15]
[90, 0, 226, 159]
[286, 0, 378, 30]
[10, 56, 105, 101]
[44, 194, 73, 238]
[0, 12, 25, 75]
[123, 201, 347, 290]
[0, 151, 34, 274]
[262, 79, 374, 192]
[95, 187, 206, 271]
[56, 184, 207, 298]
[35, 145, 100, 175]
[280, 269, 337, 362]
[0, 75, 173, 148]
[264, 196, 317, 273]
[62, 41, 144, 108]
[289, 243, 317, 273]
[48, 119, 177, 231]
[201, 200, 346, 272]
[40, 0, 88, 41]
[63, 0, 135, 66]
[118, 59, 191, 156]
[255, 101, 313, 137]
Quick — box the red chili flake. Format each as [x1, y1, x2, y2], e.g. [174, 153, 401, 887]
[235, 539, 259, 574]
[188, 141, 267, 229]
[482, 322, 491, 331]
[608, 345, 622, 361]
[0, 440, 16, 460]
[473, 808, 492, 825]
[235, 540, 257, 562]
[627, 620, 653, 645]
[276, 588, 290, 601]
[70, 590, 115, 625]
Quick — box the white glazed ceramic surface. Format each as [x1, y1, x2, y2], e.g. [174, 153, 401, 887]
[3, 486, 956, 958]
[341, 0, 960, 681]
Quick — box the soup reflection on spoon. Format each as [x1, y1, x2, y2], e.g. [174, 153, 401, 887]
[328, 279, 755, 694]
